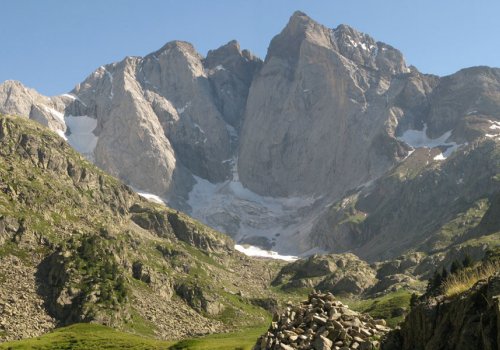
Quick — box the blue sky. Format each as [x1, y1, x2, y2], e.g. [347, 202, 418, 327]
[1, 0, 499, 96]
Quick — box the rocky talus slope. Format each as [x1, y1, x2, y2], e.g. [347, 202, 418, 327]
[382, 273, 500, 350]
[1, 11, 499, 256]
[0, 115, 285, 342]
[255, 291, 390, 350]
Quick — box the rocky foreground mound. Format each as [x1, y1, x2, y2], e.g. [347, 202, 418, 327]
[255, 292, 390, 350]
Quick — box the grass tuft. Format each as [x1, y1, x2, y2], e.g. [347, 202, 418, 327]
[442, 261, 500, 297]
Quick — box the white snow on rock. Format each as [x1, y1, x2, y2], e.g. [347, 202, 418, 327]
[187, 157, 322, 255]
[234, 244, 298, 262]
[136, 190, 167, 205]
[55, 129, 68, 141]
[398, 123, 461, 161]
[65, 115, 98, 161]
[433, 153, 446, 161]
[60, 93, 87, 107]
[489, 120, 500, 130]
[42, 106, 65, 124]
[61, 93, 76, 100]
[193, 123, 205, 134]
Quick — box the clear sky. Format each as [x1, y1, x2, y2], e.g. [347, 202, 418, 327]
[1, 0, 499, 96]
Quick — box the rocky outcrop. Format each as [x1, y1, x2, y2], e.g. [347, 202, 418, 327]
[382, 274, 500, 350]
[167, 211, 233, 252]
[273, 254, 377, 296]
[174, 283, 224, 316]
[0, 80, 68, 133]
[254, 291, 390, 350]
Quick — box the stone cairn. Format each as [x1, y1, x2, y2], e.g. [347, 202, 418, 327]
[254, 291, 391, 350]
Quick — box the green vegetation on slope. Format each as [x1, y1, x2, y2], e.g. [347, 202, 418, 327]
[442, 261, 500, 297]
[0, 323, 268, 350]
[343, 289, 412, 327]
[0, 324, 175, 350]
[170, 325, 268, 350]
[0, 115, 283, 341]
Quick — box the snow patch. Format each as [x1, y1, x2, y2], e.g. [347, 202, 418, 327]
[234, 244, 298, 262]
[61, 93, 76, 100]
[43, 106, 65, 124]
[60, 93, 87, 107]
[486, 134, 500, 139]
[398, 124, 461, 160]
[65, 115, 98, 160]
[489, 120, 500, 130]
[215, 65, 225, 71]
[433, 153, 446, 161]
[137, 191, 167, 205]
[193, 123, 205, 134]
[56, 129, 67, 141]
[187, 169, 319, 255]
[178, 102, 191, 114]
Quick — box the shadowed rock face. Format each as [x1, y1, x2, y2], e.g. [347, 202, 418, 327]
[382, 274, 500, 350]
[1, 11, 499, 257]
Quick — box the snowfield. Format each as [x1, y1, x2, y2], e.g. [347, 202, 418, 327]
[187, 157, 324, 256]
[234, 244, 298, 261]
[65, 116, 98, 161]
[397, 124, 461, 161]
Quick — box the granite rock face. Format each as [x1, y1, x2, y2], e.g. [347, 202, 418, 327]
[238, 11, 428, 197]
[0, 80, 68, 133]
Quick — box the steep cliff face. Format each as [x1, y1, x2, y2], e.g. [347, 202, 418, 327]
[0, 40, 261, 206]
[69, 40, 261, 201]
[238, 11, 433, 197]
[0, 80, 68, 133]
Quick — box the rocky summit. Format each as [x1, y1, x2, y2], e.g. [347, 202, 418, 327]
[254, 291, 390, 350]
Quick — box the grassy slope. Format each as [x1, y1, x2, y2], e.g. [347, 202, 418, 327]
[342, 289, 412, 327]
[0, 289, 415, 350]
[0, 323, 267, 350]
[0, 324, 175, 350]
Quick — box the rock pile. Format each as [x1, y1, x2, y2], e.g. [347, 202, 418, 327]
[254, 292, 390, 350]
[0, 255, 56, 341]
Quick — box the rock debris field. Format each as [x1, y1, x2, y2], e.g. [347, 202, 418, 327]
[254, 292, 391, 350]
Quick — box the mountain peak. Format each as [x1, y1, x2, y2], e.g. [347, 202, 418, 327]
[283, 10, 318, 36]
[151, 40, 202, 61]
[266, 11, 327, 63]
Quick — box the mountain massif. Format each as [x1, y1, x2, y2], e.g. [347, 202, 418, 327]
[1, 9, 500, 349]
[1, 11, 499, 262]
